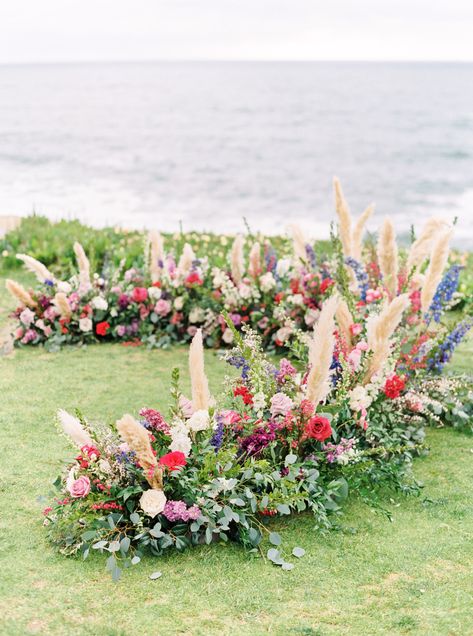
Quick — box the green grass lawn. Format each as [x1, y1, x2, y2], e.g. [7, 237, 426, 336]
[1, 273, 473, 636]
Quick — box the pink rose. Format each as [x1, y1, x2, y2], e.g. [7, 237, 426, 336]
[155, 299, 172, 316]
[44, 306, 57, 322]
[132, 287, 148, 303]
[270, 392, 294, 417]
[14, 327, 24, 340]
[347, 348, 362, 371]
[68, 476, 90, 498]
[350, 323, 362, 336]
[220, 409, 241, 425]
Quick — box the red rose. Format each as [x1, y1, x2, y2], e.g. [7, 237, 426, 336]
[158, 451, 187, 471]
[383, 374, 405, 399]
[185, 272, 203, 286]
[274, 293, 284, 304]
[96, 321, 110, 336]
[304, 415, 332, 442]
[132, 287, 148, 303]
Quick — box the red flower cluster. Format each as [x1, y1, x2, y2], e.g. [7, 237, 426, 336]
[234, 386, 254, 405]
[185, 272, 203, 286]
[91, 501, 124, 511]
[304, 415, 332, 442]
[96, 321, 110, 336]
[159, 451, 187, 471]
[384, 374, 406, 399]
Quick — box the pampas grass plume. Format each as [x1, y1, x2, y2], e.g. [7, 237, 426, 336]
[248, 241, 261, 278]
[16, 254, 55, 284]
[352, 204, 374, 260]
[73, 242, 91, 295]
[335, 298, 354, 347]
[178, 243, 195, 276]
[53, 292, 72, 318]
[148, 230, 164, 283]
[407, 217, 449, 272]
[58, 409, 93, 448]
[420, 229, 452, 314]
[306, 295, 339, 406]
[333, 176, 353, 258]
[290, 224, 307, 264]
[116, 414, 157, 472]
[377, 217, 399, 297]
[5, 279, 37, 308]
[231, 235, 245, 285]
[189, 328, 210, 410]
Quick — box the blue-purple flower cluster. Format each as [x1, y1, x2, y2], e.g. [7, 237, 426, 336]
[427, 318, 473, 373]
[345, 257, 369, 302]
[425, 265, 462, 323]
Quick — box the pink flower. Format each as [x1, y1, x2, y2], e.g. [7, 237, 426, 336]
[257, 317, 269, 329]
[366, 288, 382, 303]
[187, 325, 198, 337]
[270, 392, 294, 417]
[132, 287, 148, 303]
[68, 476, 91, 498]
[14, 327, 24, 340]
[44, 306, 57, 322]
[179, 395, 194, 418]
[43, 326, 53, 337]
[350, 323, 362, 336]
[220, 409, 241, 425]
[19, 308, 35, 326]
[347, 348, 362, 371]
[356, 340, 368, 351]
[155, 299, 172, 316]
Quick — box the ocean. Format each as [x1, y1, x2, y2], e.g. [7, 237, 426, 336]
[0, 61, 472, 246]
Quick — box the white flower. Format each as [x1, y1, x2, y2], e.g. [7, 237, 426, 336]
[259, 272, 276, 292]
[79, 317, 92, 332]
[189, 306, 206, 323]
[110, 307, 118, 318]
[212, 267, 227, 288]
[91, 296, 108, 311]
[238, 283, 252, 299]
[276, 258, 291, 278]
[139, 489, 167, 517]
[222, 328, 234, 344]
[187, 409, 210, 432]
[148, 286, 162, 301]
[57, 281, 72, 293]
[170, 420, 192, 456]
[348, 386, 372, 411]
[288, 293, 304, 306]
[174, 296, 184, 311]
[276, 326, 292, 343]
[252, 392, 266, 411]
[304, 309, 319, 327]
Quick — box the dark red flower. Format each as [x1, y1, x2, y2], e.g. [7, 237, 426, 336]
[383, 374, 405, 399]
[304, 415, 332, 442]
[158, 451, 187, 471]
[132, 287, 148, 303]
[96, 321, 110, 336]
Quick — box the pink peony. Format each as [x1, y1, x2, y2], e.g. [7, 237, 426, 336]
[132, 287, 148, 303]
[270, 392, 294, 417]
[155, 299, 172, 316]
[220, 409, 241, 425]
[19, 308, 35, 326]
[68, 476, 91, 498]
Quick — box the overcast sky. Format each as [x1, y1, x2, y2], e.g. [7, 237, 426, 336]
[1, 0, 473, 64]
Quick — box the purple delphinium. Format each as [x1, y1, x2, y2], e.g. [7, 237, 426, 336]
[264, 244, 278, 275]
[427, 318, 473, 373]
[115, 449, 137, 464]
[425, 265, 462, 324]
[226, 354, 251, 380]
[139, 408, 171, 435]
[305, 244, 317, 269]
[345, 257, 369, 302]
[210, 415, 225, 451]
[163, 500, 201, 522]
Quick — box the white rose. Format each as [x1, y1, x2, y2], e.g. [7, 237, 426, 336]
[57, 281, 72, 293]
[252, 392, 266, 410]
[174, 296, 184, 311]
[259, 272, 276, 292]
[222, 328, 234, 344]
[148, 287, 162, 301]
[139, 489, 167, 517]
[79, 317, 92, 332]
[189, 307, 206, 323]
[289, 293, 304, 306]
[276, 326, 292, 343]
[187, 409, 210, 432]
[92, 296, 108, 311]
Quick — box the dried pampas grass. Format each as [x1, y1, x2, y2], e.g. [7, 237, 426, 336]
[73, 242, 91, 295]
[420, 230, 452, 314]
[248, 242, 261, 278]
[53, 292, 72, 318]
[178, 243, 195, 276]
[58, 409, 93, 448]
[16, 254, 55, 284]
[148, 230, 164, 283]
[231, 235, 245, 285]
[117, 414, 163, 488]
[306, 295, 339, 406]
[352, 204, 374, 260]
[335, 298, 354, 347]
[189, 328, 210, 410]
[407, 217, 450, 272]
[377, 217, 398, 297]
[333, 176, 353, 258]
[5, 279, 37, 308]
[364, 294, 410, 382]
[290, 224, 307, 264]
